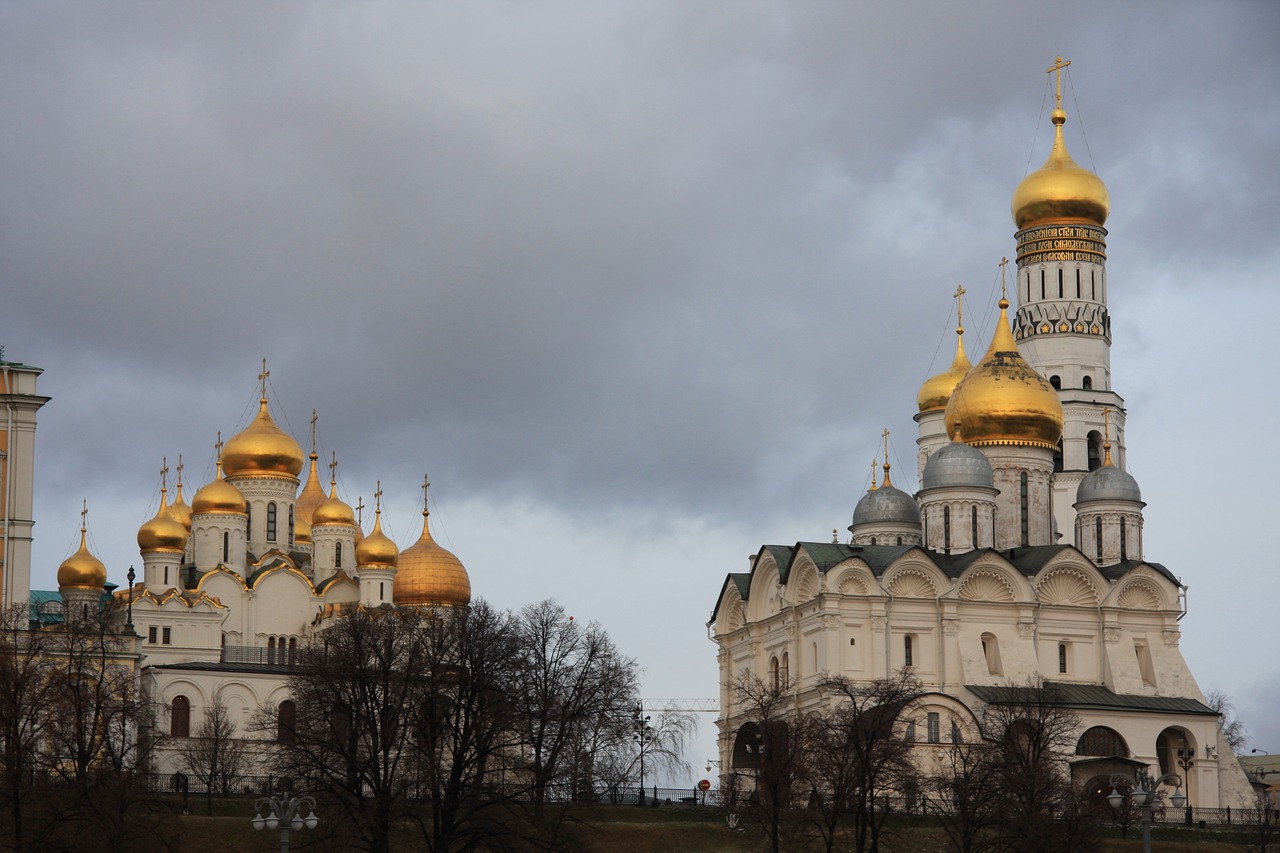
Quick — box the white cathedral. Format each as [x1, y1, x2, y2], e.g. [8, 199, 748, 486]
[710, 67, 1254, 808]
[0, 363, 472, 781]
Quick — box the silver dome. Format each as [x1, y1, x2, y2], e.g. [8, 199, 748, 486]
[850, 485, 922, 528]
[1076, 465, 1142, 503]
[921, 441, 995, 490]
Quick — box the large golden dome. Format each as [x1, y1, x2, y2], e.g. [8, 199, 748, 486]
[917, 326, 970, 413]
[356, 510, 398, 569]
[393, 510, 470, 607]
[192, 462, 248, 515]
[58, 527, 107, 590]
[944, 298, 1063, 449]
[313, 481, 356, 527]
[222, 398, 304, 479]
[137, 488, 189, 553]
[1011, 106, 1109, 230]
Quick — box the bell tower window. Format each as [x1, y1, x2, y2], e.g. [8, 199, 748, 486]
[1019, 472, 1029, 546]
[266, 502, 277, 542]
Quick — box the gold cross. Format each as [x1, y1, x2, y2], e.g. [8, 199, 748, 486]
[214, 431, 224, 459]
[1047, 55, 1071, 111]
[160, 456, 169, 490]
[176, 454, 184, 486]
[355, 495, 366, 526]
[80, 500, 88, 531]
[258, 358, 270, 398]
[881, 429, 893, 487]
[999, 257, 1009, 300]
[422, 474, 431, 508]
[953, 284, 966, 329]
[870, 458, 878, 490]
[310, 409, 318, 454]
[329, 452, 338, 484]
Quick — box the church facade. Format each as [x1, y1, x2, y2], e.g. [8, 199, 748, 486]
[710, 66, 1254, 809]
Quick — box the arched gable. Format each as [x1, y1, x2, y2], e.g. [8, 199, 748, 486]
[913, 691, 983, 739]
[747, 558, 782, 622]
[1113, 579, 1164, 611]
[320, 574, 359, 604]
[881, 557, 947, 599]
[787, 559, 820, 604]
[1034, 554, 1106, 607]
[249, 564, 315, 594]
[715, 583, 748, 635]
[155, 676, 209, 708]
[957, 568, 1017, 603]
[828, 560, 876, 597]
[195, 567, 249, 602]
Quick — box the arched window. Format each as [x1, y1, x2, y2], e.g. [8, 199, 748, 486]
[1087, 431, 1104, 471]
[781, 652, 789, 685]
[971, 506, 979, 547]
[171, 695, 190, 738]
[943, 506, 951, 553]
[1058, 642, 1069, 674]
[1095, 517, 1103, 561]
[222, 530, 230, 563]
[277, 700, 297, 743]
[335, 541, 343, 569]
[1076, 726, 1128, 757]
[288, 506, 295, 547]
[268, 636, 277, 665]
[1120, 518, 1128, 561]
[245, 502, 252, 540]
[769, 656, 780, 690]
[1049, 375, 1061, 390]
[981, 632, 1002, 676]
[288, 637, 298, 666]
[1040, 269, 1046, 300]
[1082, 375, 1093, 390]
[266, 502, 277, 542]
[904, 635, 914, 668]
[1058, 268, 1064, 298]
[1019, 472, 1030, 546]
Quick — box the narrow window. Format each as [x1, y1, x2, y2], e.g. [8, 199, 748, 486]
[1019, 472, 1029, 546]
[904, 635, 914, 668]
[927, 712, 941, 743]
[289, 637, 298, 665]
[1120, 518, 1128, 561]
[1076, 268, 1081, 298]
[1049, 375, 1061, 390]
[1082, 375, 1093, 390]
[277, 700, 296, 743]
[1135, 642, 1156, 687]
[148, 626, 157, 644]
[971, 506, 979, 547]
[268, 636, 276, 664]
[781, 652, 789, 685]
[170, 695, 191, 737]
[943, 506, 951, 553]
[1058, 642, 1068, 674]
[952, 720, 963, 744]
[1058, 268, 1064, 298]
[1091, 270, 1096, 300]
[1025, 271, 1031, 304]
[245, 502, 251, 540]
[1053, 439, 1064, 473]
[379, 582, 385, 602]
[162, 626, 172, 645]
[870, 537, 877, 545]
[1040, 269, 1046, 300]
[223, 530, 229, 563]
[164, 566, 169, 585]
[288, 506, 295, 547]
[982, 632, 1002, 675]
[905, 721, 917, 742]
[770, 656, 780, 690]
[266, 502, 277, 543]
[335, 541, 343, 569]
[896, 536, 903, 545]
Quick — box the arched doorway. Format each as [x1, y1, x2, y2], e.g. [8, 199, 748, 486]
[1156, 727, 1197, 803]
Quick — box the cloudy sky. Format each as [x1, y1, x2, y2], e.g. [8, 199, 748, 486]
[3, 1, 1278, 776]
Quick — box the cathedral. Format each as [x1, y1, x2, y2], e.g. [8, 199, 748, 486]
[1, 362, 473, 780]
[710, 63, 1254, 808]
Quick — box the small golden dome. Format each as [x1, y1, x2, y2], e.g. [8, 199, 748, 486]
[918, 327, 971, 413]
[295, 452, 327, 525]
[295, 517, 312, 545]
[356, 511, 398, 569]
[58, 526, 107, 590]
[312, 481, 355, 527]
[393, 510, 470, 607]
[944, 298, 1064, 449]
[168, 479, 192, 531]
[137, 488, 189, 553]
[192, 462, 248, 515]
[1012, 106, 1109, 230]
[222, 398, 304, 479]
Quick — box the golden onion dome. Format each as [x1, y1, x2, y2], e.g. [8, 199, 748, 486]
[944, 298, 1064, 449]
[356, 511, 399, 569]
[294, 517, 312, 545]
[137, 487, 189, 553]
[393, 509, 470, 607]
[1011, 106, 1109, 230]
[917, 325, 971, 413]
[222, 398, 304, 479]
[312, 481, 355, 527]
[168, 479, 192, 531]
[58, 526, 108, 590]
[192, 461, 248, 515]
[295, 452, 327, 525]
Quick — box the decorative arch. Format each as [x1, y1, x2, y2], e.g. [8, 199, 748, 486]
[1076, 726, 1129, 757]
[1036, 567, 1100, 607]
[958, 570, 1015, 603]
[1116, 580, 1163, 610]
[886, 567, 938, 599]
[747, 560, 782, 621]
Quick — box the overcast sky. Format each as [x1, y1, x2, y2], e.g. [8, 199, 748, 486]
[3, 1, 1278, 778]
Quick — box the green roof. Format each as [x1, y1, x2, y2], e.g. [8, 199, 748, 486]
[966, 683, 1217, 717]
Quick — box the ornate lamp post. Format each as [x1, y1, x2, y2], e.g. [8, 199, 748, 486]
[633, 703, 652, 806]
[1176, 747, 1195, 825]
[1107, 769, 1185, 853]
[251, 791, 319, 853]
[125, 564, 136, 633]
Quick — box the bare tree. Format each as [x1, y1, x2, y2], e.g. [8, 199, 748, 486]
[175, 693, 249, 816]
[807, 671, 923, 853]
[510, 599, 638, 822]
[1238, 791, 1278, 853]
[922, 740, 1005, 853]
[1206, 688, 1249, 753]
[726, 671, 808, 853]
[0, 605, 53, 852]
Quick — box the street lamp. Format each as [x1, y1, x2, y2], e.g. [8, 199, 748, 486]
[252, 791, 319, 853]
[1176, 748, 1195, 825]
[1107, 769, 1185, 853]
[633, 703, 652, 806]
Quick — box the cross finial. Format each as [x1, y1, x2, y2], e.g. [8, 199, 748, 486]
[176, 454, 184, 486]
[422, 474, 431, 512]
[356, 495, 366, 526]
[881, 428, 893, 487]
[999, 257, 1010, 301]
[953, 284, 967, 331]
[80, 500, 88, 532]
[870, 458, 878, 491]
[1101, 408, 1114, 466]
[214, 431, 224, 460]
[1047, 55, 1071, 111]
[258, 358, 270, 399]
[160, 456, 169, 491]
[329, 451, 338, 485]
[310, 409, 318, 454]
[374, 480, 383, 513]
